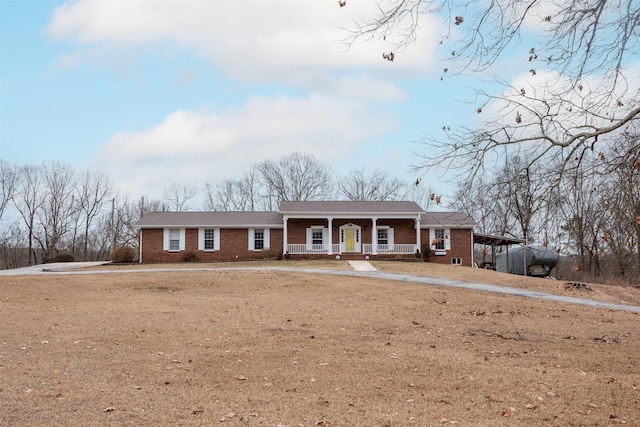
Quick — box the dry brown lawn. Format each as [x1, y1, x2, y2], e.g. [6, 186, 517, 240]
[1, 261, 639, 426]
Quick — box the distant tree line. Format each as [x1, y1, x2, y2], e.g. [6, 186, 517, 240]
[452, 132, 640, 285]
[0, 153, 433, 269]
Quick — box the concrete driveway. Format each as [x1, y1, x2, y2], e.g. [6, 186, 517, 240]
[1, 262, 639, 313]
[0, 261, 108, 275]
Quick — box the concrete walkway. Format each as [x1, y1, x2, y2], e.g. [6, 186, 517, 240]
[1, 263, 639, 313]
[347, 260, 377, 271]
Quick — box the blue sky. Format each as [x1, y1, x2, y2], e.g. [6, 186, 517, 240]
[1, 0, 530, 204]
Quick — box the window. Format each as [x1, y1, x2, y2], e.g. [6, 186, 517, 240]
[312, 229, 323, 245]
[198, 228, 220, 251]
[254, 229, 265, 250]
[249, 228, 270, 251]
[451, 258, 462, 265]
[306, 227, 327, 251]
[377, 228, 388, 245]
[434, 229, 445, 250]
[204, 229, 216, 250]
[162, 228, 185, 252]
[164, 228, 185, 252]
[169, 229, 180, 251]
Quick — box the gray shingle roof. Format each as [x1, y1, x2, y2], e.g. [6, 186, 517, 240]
[279, 200, 424, 214]
[136, 211, 284, 228]
[420, 211, 476, 228]
[135, 205, 476, 229]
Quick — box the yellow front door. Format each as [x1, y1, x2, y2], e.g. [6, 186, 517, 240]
[345, 229, 355, 251]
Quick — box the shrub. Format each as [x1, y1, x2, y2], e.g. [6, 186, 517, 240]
[261, 248, 282, 260]
[421, 243, 434, 262]
[50, 253, 75, 263]
[182, 250, 199, 263]
[110, 246, 136, 263]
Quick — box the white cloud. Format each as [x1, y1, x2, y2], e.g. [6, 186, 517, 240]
[46, 0, 442, 82]
[94, 92, 398, 199]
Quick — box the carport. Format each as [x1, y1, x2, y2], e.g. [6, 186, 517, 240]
[473, 233, 526, 275]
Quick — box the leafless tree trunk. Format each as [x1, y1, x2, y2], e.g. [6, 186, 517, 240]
[36, 161, 77, 261]
[338, 168, 406, 201]
[498, 157, 548, 244]
[77, 170, 112, 260]
[13, 164, 43, 265]
[204, 169, 262, 211]
[256, 152, 334, 205]
[163, 182, 196, 212]
[0, 160, 17, 220]
[559, 168, 608, 277]
[0, 221, 26, 269]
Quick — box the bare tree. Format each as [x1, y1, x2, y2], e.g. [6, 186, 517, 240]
[13, 164, 43, 265]
[0, 221, 26, 269]
[0, 160, 17, 220]
[36, 161, 77, 261]
[558, 167, 608, 276]
[345, 0, 639, 182]
[204, 169, 262, 211]
[76, 170, 112, 260]
[163, 182, 197, 212]
[497, 157, 549, 244]
[599, 132, 640, 281]
[338, 168, 406, 201]
[452, 173, 516, 238]
[256, 152, 334, 206]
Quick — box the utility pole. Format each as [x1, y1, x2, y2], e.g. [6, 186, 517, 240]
[110, 198, 116, 254]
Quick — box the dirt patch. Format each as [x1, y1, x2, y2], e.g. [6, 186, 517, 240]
[1, 264, 639, 426]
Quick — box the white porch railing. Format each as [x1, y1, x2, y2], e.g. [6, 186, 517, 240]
[287, 243, 418, 255]
[362, 244, 418, 254]
[287, 244, 329, 254]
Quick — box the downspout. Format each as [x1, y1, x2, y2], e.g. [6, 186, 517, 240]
[283, 216, 288, 256]
[139, 229, 143, 264]
[470, 230, 474, 267]
[415, 216, 421, 254]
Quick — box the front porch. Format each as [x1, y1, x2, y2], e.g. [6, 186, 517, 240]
[285, 243, 419, 256]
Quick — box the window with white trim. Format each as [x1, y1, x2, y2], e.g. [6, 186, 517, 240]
[163, 228, 185, 252]
[451, 258, 462, 265]
[306, 226, 327, 251]
[249, 228, 270, 251]
[377, 228, 388, 245]
[204, 229, 215, 250]
[169, 229, 180, 250]
[198, 228, 220, 251]
[204, 228, 216, 251]
[254, 229, 265, 250]
[312, 229, 323, 245]
[434, 229, 445, 250]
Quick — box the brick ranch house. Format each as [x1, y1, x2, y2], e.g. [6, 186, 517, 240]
[136, 201, 477, 265]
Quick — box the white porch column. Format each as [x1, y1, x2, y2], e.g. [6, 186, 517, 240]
[283, 216, 288, 254]
[415, 216, 421, 253]
[327, 217, 333, 255]
[371, 217, 377, 255]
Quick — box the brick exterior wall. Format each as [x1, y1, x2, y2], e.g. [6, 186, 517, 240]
[285, 218, 417, 246]
[140, 223, 473, 264]
[282, 218, 421, 260]
[420, 228, 473, 266]
[140, 228, 283, 263]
